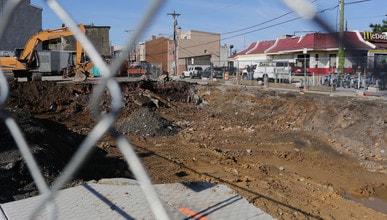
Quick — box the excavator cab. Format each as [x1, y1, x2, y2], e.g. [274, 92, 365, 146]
[13, 49, 41, 81]
[14, 49, 39, 69]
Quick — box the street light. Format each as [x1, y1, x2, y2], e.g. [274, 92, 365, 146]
[229, 45, 234, 57]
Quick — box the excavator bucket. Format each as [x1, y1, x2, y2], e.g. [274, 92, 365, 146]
[73, 70, 87, 82]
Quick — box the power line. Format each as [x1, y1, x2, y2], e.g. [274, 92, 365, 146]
[345, 0, 371, 5]
[218, 0, 244, 10]
[178, 17, 301, 52]
[221, 11, 294, 35]
[222, 0, 320, 36]
[222, 4, 339, 42]
[151, 2, 342, 55]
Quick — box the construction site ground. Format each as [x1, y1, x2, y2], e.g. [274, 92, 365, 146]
[1, 78, 387, 219]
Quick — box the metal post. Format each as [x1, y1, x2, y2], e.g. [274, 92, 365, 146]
[303, 48, 307, 90]
[338, 0, 345, 75]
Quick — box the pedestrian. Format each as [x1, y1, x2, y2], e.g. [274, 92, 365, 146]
[246, 65, 252, 80]
[327, 72, 332, 86]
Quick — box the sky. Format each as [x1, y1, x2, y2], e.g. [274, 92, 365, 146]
[30, 0, 386, 53]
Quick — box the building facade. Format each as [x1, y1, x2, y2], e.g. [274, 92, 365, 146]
[177, 29, 221, 75]
[0, 1, 110, 58]
[81, 25, 111, 57]
[144, 35, 173, 75]
[231, 31, 387, 79]
[0, 0, 42, 53]
[49, 25, 111, 58]
[143, 29, 222, 77]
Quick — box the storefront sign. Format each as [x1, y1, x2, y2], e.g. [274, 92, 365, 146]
[363, 31, 387, 42]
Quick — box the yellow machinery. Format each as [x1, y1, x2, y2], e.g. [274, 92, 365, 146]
[0, 24, 93, 81]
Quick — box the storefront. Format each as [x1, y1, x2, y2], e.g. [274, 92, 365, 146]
[363, 32, 387, 81]
[230, 31, 383, 76]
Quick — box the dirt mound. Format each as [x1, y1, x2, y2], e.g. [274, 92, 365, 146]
[1, 79, 387, 219]
[0, 80, 191, 203]
[116, 108, 180, 137]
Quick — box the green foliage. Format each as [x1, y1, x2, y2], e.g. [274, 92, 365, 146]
[369, 19, 387, 33]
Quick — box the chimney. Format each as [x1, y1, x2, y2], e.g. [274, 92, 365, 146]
[177, 27, 181, 38]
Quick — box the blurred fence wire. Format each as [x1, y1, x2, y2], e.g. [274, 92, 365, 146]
[0, 0, 169, 219]
[0, 0, 356, 219]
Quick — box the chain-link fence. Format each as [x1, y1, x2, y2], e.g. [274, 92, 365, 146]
[0, 0, 384, 219]
[0, 0, 170, 219]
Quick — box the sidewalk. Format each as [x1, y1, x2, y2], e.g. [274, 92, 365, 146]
[219, 77, 387, 100]
[307, 86, 387, 101]
[0, 179, 274, 220]
[334, 86, 387, 98]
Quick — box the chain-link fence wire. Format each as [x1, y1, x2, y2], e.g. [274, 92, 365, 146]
[0, 0, 170, 219]
[0, 0, 373, 219]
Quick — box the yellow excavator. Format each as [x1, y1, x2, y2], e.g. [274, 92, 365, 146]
[0, 24, 93, 81]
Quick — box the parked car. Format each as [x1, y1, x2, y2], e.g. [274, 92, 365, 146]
[183, 66, 203, 78]
[222, 66, 237, 75]
[202, 66, 224, 79]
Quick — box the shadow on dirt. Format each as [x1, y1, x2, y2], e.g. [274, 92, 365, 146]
[0, 108, 131, 203]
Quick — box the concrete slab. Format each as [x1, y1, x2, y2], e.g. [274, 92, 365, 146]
[0, 179, 274, 220]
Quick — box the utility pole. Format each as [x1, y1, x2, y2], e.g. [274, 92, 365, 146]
[124, 29, 135, 62]
[338, 0, 345, 77]
[338, 0, 370, 77]
[167, 10, 181, 78]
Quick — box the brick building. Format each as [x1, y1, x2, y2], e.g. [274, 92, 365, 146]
[144, 29, 221, 76]
[145, 35, 173, 75]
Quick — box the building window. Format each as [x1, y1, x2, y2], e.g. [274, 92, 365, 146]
[329, 54, 336, 68]
[296, 54, 310, 69]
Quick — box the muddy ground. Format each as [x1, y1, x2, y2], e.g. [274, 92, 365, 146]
[1, 79, 387, 219]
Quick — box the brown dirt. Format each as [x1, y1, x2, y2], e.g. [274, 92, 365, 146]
[1, 80, 387, 219]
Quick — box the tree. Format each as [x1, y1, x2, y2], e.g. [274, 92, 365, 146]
[369, 19, 387, 32]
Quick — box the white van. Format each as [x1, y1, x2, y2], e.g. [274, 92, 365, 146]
[253, 62, 275, 80]
[253, 61, 292, 81]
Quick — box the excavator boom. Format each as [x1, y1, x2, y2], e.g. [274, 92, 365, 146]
[19, 26, 73, 63]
